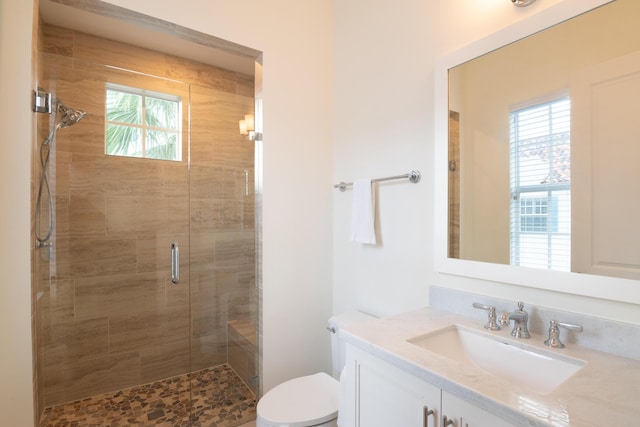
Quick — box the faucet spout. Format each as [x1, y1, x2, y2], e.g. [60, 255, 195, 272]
[507, 301, 530, 339]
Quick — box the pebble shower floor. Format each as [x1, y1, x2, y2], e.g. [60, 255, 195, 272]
[40, 364, 256, 427]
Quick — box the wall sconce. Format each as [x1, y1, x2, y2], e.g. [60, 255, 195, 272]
[511, 0, 536, 6]
[239, 114, 261, 141]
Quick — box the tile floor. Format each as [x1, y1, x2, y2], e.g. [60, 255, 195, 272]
[40, 364, 256, 426]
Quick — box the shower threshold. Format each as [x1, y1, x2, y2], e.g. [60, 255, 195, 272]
[40, 364, 256, 426]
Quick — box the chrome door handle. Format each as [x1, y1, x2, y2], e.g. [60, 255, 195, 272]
[171, 242, 179, 285]
[423, 406, 434, 427]
[443, 415, 454, 426]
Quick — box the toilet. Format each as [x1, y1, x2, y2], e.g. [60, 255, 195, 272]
[256, 311, 376, 427]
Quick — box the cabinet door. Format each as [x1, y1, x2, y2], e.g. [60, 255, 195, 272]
[441, 391, 511, 427]
[350, 346, 440, 427]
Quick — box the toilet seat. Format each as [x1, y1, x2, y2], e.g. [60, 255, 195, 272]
[257, 372, 339, 427]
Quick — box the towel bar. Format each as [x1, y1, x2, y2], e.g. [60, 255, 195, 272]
[333, 170, 421, 192]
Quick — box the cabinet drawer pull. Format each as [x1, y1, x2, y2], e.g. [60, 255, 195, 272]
[423, 406, 434, 427]
[443, 415, 454, 426]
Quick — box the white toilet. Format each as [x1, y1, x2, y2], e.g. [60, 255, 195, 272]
[256, 311, 375, 427]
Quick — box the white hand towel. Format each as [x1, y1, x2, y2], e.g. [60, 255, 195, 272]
[349, 178, 376, 244]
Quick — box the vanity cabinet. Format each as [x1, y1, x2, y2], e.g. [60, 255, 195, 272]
[440, 391, 512, 427]
[345, 344, 512, 427]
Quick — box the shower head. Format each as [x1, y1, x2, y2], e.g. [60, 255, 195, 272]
[56, 100, 86, 129]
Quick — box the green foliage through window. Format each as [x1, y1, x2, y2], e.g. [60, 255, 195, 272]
[105, 84, 181, 161]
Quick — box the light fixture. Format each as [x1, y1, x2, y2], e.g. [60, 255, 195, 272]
[239, 114, 261, 141]
[511, 0, 536, 6]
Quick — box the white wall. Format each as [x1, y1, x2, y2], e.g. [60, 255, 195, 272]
[0, 0, 36, 426]
[332, 0, 435, 317]
[333, 0, 639, 326]
[332, 0, 564, 317]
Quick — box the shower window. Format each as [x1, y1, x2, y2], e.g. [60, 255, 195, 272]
[105, 83, 182, 161]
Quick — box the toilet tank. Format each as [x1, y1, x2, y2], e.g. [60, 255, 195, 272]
[327, 311, 376, 379]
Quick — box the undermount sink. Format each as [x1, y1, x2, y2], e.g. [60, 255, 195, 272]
[407, 325, 586, 394]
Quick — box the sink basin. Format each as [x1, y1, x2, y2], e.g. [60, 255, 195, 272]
[407, 325, 586, 394]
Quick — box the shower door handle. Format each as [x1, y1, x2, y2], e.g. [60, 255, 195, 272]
[171, 242, 180, 285]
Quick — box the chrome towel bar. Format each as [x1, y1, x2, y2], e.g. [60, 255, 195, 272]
[333, 170, 421, 192]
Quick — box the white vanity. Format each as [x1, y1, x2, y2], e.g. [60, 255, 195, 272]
[344, 340, 511, 427]
[340, 306, 640, 426]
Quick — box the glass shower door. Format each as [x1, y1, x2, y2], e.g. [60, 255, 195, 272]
[36, 52, 194, 425]
[187, 83, 258, 425]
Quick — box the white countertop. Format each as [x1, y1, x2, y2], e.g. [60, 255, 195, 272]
[341, 307, 640, 427]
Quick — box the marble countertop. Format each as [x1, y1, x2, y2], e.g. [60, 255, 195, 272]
[341, 307, 640, 427]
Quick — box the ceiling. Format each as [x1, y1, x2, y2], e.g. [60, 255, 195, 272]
[39, 0, 256, 76]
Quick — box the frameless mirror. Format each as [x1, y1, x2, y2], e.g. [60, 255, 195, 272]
[447, 0, 640, 281]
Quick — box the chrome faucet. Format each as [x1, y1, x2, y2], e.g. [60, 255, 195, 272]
[507, 301, 530, 339]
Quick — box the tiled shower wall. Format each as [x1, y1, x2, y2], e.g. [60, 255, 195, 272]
[34, 24, 256, 408]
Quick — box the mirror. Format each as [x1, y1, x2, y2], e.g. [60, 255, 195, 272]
[447, 0, 640, 281]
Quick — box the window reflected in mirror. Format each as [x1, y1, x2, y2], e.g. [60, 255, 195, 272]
[509, 97, 570, 271]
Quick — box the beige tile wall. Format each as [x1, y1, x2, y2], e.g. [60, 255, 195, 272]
[36, 24, 256, 407]
[228, 319, 258, 393]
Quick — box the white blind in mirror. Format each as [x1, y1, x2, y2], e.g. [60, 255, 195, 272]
[509, 97, 570, 271]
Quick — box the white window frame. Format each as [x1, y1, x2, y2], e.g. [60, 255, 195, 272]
[105, 83, 182, 161]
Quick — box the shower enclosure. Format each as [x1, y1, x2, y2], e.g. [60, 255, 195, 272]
[33, 21, 258, 426]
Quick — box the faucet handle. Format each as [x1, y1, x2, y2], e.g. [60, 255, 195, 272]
[557, 321, 583, 332]
[544, 319, 583, 348]
[472, 302, 500, 331]
[472, 302, 492, 310]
